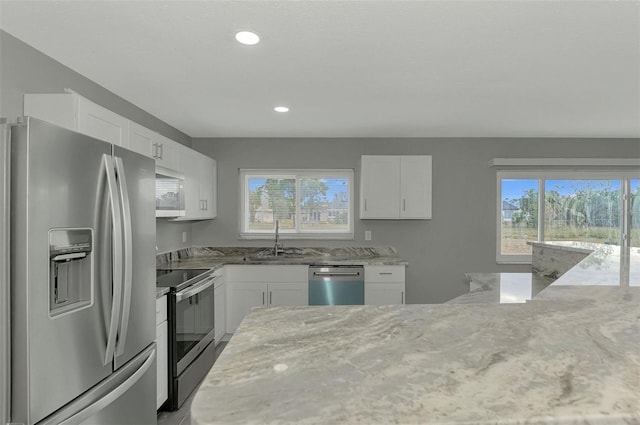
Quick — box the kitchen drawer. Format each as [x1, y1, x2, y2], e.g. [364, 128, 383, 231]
[156, 295, 167, 325]
[364, 265, 405, 283]
[225, 265, 308, 283]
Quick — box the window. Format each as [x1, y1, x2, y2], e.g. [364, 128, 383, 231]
[240, 169, 354, 239]
[497, 170, 639, 263]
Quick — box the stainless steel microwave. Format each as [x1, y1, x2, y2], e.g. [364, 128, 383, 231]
[155, 166, 185, 217]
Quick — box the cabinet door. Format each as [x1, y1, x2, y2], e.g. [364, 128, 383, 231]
[214, 282, 226, 345]
[360, 156, 401, 219]
[226, 282, 266, 333]
[127, 121, 155, 159]
[155, 134, 178, 170]
[177, 145, 202, 219]
[267, 283, 308, 307]
[76, 96, 129, 147]
[364, 265, 405, 283]
[23, 93, 77, 131]
[155, 320, 168, 409]
[365, 283, 405, 305]
[400, 156, 432, 219]
[199, 155, 217, 219]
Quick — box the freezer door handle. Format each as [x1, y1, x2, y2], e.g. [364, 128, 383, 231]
[103, 155, 123, 366]
[114, 156, 133, 357]
[39, 346, 156, 425]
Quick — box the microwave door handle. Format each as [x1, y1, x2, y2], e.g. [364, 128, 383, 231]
[175, 276, 217, 302]
[103, 155, 123, 366]
[114, 157, 133, 357]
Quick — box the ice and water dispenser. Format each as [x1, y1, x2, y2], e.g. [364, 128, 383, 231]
[49, 229, 93, 315]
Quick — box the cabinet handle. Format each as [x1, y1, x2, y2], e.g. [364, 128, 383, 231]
[269, 291, 272, 305]
[401, 291, 404, 304]
[158, 143, 164, 160]
[262, 291, 265, 305]
[378, 272, 393, 275]
[204, 199, 208, 211]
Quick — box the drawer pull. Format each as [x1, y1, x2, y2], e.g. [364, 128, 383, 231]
[378, 272, 393, 275]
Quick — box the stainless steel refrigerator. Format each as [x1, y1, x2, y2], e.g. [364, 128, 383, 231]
[1, 116, 157, 425]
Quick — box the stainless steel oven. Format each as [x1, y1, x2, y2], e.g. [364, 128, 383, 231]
[157, 268, 218, 410]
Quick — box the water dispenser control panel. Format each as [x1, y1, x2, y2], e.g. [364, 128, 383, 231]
[49, 228, 93, 315]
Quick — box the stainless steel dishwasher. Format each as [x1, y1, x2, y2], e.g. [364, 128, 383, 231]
[308, 266, 364, 305]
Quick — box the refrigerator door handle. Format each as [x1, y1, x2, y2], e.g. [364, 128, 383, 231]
[114, 156, 133, 357]
[103, 155, 123, 366]
[40, 347, 156, 425]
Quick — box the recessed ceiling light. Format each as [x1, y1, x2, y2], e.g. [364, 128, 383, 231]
[274, 106, 289, 113]
[235, 31, 260, 45]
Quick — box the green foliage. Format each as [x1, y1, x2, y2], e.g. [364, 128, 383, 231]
[510, 188, 538, 228]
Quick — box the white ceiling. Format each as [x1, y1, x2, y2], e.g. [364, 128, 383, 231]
[1, 0, 639, 138]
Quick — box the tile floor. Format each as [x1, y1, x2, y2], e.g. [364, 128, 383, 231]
[157, 342, 227, 425]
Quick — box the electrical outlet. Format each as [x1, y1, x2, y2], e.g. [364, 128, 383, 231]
[365, 230, 372, 241]
[182, 231, 187, 243]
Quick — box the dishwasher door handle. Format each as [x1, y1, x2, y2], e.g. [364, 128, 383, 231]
[313, 272, 360, 277]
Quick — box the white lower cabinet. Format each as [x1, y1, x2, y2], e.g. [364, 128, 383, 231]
[364, 265, 406, 305]
[155, 295, 168, 410]
[214, 275, 226, 345]
[225, 266, 308, 333]
[267, 282, 308, 307]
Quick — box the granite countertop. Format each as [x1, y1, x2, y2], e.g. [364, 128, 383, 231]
[191, 242, 640, 425]
[156, 287, 170, 298]
[156, 246, 408, 270]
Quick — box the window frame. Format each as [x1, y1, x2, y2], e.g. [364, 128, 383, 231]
[496, 169, 638, 264]
[239, 169, 355, 240]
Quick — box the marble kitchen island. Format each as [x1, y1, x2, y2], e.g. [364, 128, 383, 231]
[191, 243, 639, 425]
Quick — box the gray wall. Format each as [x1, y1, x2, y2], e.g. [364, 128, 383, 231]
[191, 137, 640, 303]
[0, 30, 190, 145]
[3, 29, 639, 301]
[0, 30, 193, 253]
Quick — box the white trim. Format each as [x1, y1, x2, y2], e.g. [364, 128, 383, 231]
[490, 158, 640, 168]
[239, 168, 354, 239]
[496, 169, 639, 264]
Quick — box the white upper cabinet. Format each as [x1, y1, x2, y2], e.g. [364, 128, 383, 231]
[153, 133, 178, 170]
[24, 92, 129, 147]
[175, 145, 217, 221]
[199, 155, 217, 219]
[24, 92, 184, 164]
[399, 156, 432, 219]
[76, 96, 129, 147]
[360, 155, 432, 219]
[127, 120, 155, 159]
[176, 144, 201, 218]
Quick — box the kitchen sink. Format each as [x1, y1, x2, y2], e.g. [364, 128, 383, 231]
[243, 255, 304, 262]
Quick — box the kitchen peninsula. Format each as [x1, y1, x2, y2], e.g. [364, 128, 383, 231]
[190, 242, 640, 425]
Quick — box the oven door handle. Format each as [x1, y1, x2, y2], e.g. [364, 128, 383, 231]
[175, 276, 217, 302]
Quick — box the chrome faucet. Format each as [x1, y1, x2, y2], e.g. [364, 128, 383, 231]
[274, 220, 284, 256]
